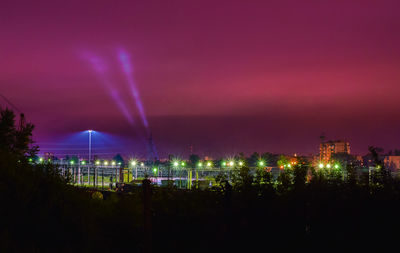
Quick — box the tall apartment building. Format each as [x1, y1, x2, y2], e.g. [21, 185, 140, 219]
[319, 140, 350, 162]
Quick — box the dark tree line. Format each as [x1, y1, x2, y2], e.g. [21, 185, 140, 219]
[1, 108, 400, 252]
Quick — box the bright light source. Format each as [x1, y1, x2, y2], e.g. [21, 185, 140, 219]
[81, 161, 86, 165]
[173, 161, 179, 167]
[39, 158, 43, 162]
[222, 162, 226, 166]
[96, 160, 100, 165]
[104, 161, 108, 166]
[118, 162, 121, 165]
[259, 161, 265, 166]
[70, 161, 74, 165]
[181, 162, 185, 166]
[88, 129, 93, 133]
[28, 158, 32, 162]
[198, 162, 202, 167]
[131, 160, 137, 166]
[112, 161, 116, 166]
[229, 161, 234, 166]
[334, 164, 339, 169]
[319, 163, 324, 168]
[153, 168, 157, 173]
[141, 162, 145, 167]
[207, 162, 212, 167]
[287, 164, 291, 168]
[238, 161, 243, 166]
[326, 164, 331, 168]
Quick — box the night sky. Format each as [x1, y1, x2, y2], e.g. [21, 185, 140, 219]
[1, 0, 400, 158]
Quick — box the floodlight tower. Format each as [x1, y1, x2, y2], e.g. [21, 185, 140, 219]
[88, 130, 93, 164]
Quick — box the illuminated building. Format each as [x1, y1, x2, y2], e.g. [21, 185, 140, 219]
[383, 156, 400, 172]
[319, 140, 350, 162]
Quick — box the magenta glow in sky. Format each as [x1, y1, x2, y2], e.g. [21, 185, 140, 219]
[1, 0, 400, 157]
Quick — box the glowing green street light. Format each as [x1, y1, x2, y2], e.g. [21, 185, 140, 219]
[153, 167, 158, 173]
[81, 161, 86, 165]
[334, 164, 340, 169]
[198, 162, 203, 167]
[181, 162, 186, 167]
[70, 160, 74, 165]
[319, 163, 324, 169]
[258, 160, 265, 167]
[28, 158, 33, 162]
[206, 162, 212, 167]
[222, 161, 226, 167]
[326, 164, 331, 169]
[38, 157, 43, 163]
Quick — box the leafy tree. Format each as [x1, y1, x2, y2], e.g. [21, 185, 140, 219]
[292, 163, 308, 190]
[276, 168, 293, 194]
[277, 155, 290, 168]
[189, 154, 200, 167]
[0, 108, 38, 160]
[261, 152, 279, 167]
[247, 152, 260, 167]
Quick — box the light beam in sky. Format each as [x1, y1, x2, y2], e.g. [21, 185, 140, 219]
[82, 52, 135, 125]
[117, 49, 149, 130]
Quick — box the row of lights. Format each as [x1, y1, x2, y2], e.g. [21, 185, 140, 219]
[31, 157, 340, 171]
[169, 160, 265, 168]
[318, 163, 340, 169]
[280, 161, 297, 169]
[32, 157, 266, 168]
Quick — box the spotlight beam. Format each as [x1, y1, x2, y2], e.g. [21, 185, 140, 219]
[82, 52, 135, 125]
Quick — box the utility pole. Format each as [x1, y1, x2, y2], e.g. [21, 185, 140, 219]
[88, 130, 93, 164]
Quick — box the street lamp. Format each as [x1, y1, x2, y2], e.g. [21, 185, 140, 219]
[88, 130, 93, 164]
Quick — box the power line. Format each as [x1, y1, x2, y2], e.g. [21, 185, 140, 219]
[0, 93, 21, 113]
